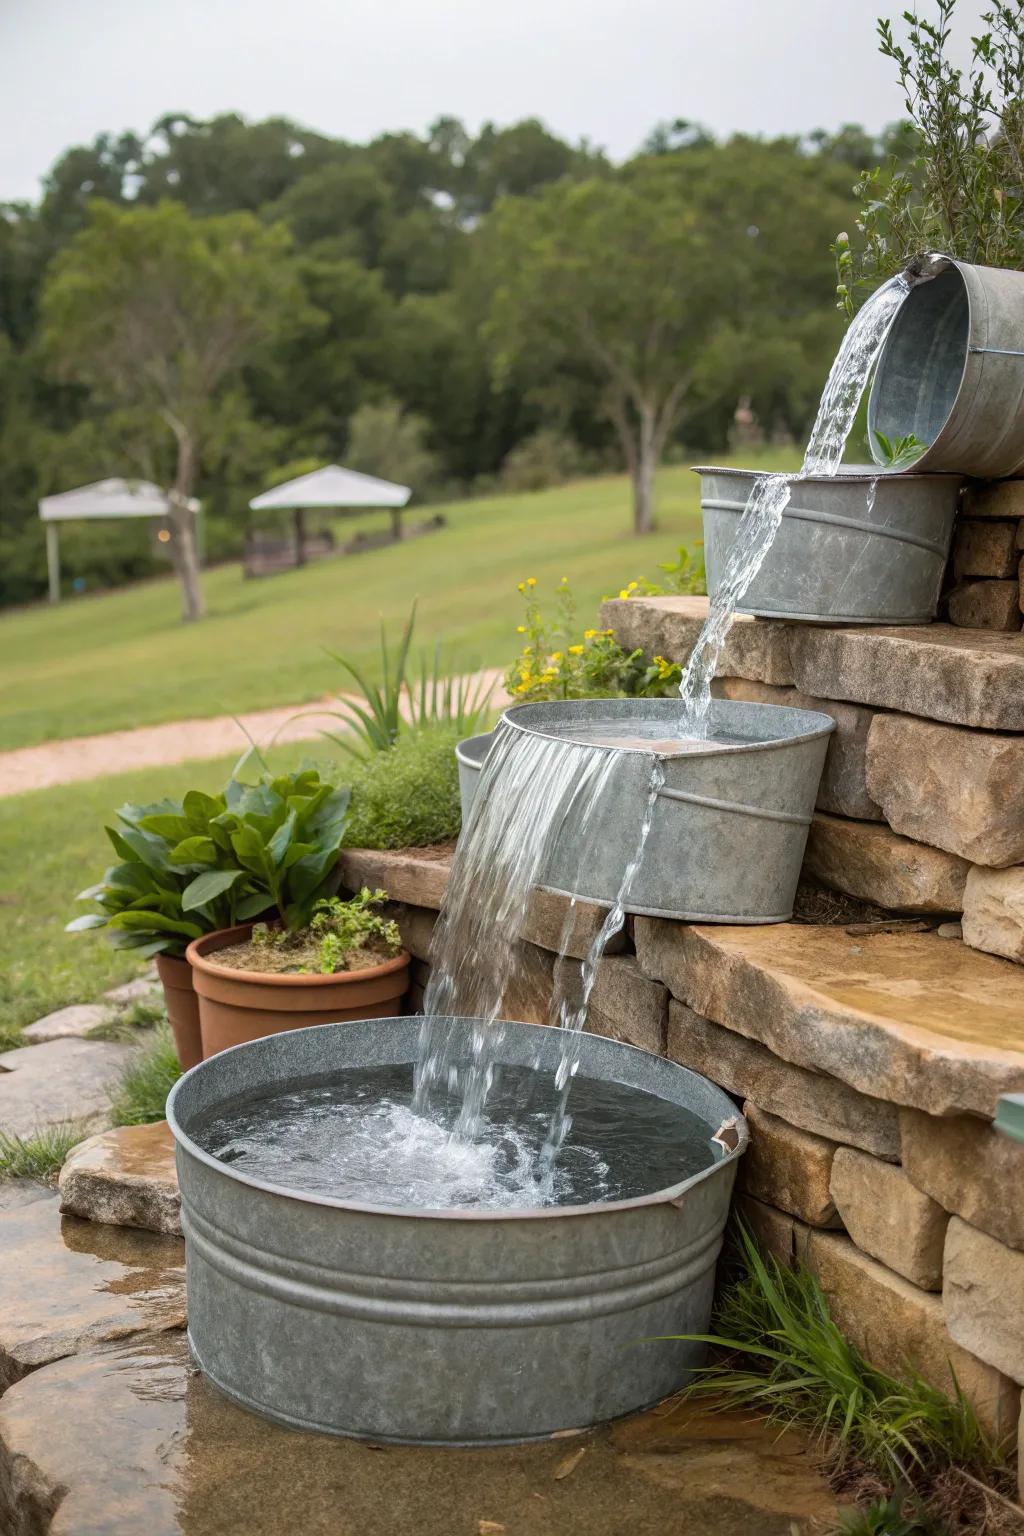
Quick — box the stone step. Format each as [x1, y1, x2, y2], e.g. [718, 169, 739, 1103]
[803, 813, 969, 915]
[601, 594, 1024, 731]
[0, 1038, 137, 1140]
[634, 919, 1024, 1118]
[58, 1121, 181, 1236]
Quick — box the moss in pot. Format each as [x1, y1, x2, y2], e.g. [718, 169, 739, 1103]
[187, 889, 410, 1057]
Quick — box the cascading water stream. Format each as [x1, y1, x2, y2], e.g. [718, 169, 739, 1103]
[678, 273, 911, 737]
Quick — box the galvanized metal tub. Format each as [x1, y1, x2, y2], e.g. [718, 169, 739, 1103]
[501, 697, 834, 922]
[868, 253, 1024, 479]
[696, 464, 961, 624]
[167, 1015, 747, 1444]
[455, 730, 494, 821]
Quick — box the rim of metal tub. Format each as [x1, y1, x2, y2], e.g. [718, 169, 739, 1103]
[166, 1015, 749, 1224]
[501, 699, 837, 758]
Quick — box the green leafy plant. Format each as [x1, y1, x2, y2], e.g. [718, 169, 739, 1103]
[835, 1, 1024, 312]
[68, 759, 350, 954]
[342, 725, 463, 850]
[504, 575, 682, 703]
[318, 602, 492, 761]
[248, 889, 402, 974]
[0, 1124, 83, 1182]
[110, 1023, 182, 1126]
[620, 540, 707, 598]
[871, 430, 929, 469]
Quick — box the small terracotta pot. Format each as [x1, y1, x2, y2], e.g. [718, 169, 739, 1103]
[185, 925, 411, 1057]
[155, 952, 204, 1071]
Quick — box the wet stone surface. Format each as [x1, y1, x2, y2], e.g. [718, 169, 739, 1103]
[0, 1198, 185, 1392]
[0, 1329, 843, 1536]
[58, 1120, 181, 1235]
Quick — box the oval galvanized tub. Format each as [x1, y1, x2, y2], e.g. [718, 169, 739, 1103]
[167, 1015, 747, 1444]
[868, 253, 1024, 479]
[502, 697, 834, 923]
[696, 465, 961, 624]
[455, 730, 494, 821]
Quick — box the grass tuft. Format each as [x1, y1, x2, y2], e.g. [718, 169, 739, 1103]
[0, 1123, 84, 1181]
[90, 997, 168, 1041]
[109, 1023, 181, 1126]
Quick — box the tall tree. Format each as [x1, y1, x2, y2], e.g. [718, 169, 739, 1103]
[480, 176, 722, 533]
[40, 200, 313, 620]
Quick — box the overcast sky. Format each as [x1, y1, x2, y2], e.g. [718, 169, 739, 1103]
[0, 0, 988, 203]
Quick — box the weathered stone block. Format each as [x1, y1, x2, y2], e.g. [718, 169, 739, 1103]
[521, 887, 627, 960]
[808, 1230, 1020, 1439]
[962, 866, 1024, 963]
[390, 902, 437, 961]
[718, 679, 882, 821]
[735, 1194, 812, 1269]
[947, 579, 1022, 631]
[667, 1003, 900, 1158]
[582, 956, 667, 1054]
[866, 714, 1024, 866]
[964, 480, 1024, 519]
[786, 622, 1024, 731]
[944, 1218, 1024, 1383]
[900, 1106, 1024, 1252]
[952, 519, 1019, 580]
[829, 1147, 947, 1290]
[633, 919, 1024, 1117]
[20, 1004, 111, 1044]
[599, 596, 795, 686]
[803, 813, 968, 914]
[338, 844, 453, 911]
[739, 1102, 842, 1228]
[58, 1122, 180, 1236]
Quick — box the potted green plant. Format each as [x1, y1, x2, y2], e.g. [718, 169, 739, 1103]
[186, 888, 409, 1055]
[68, 761, 353, 1068]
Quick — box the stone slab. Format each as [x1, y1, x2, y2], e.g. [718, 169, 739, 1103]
[808, 1230, 1020, 1440]
[0, 1180, 54, 1212]
[738, 1102, 842, 1229]
[866, 715, 1024, 867]
[522, 887, 628, 960]
[963, 866, 1024, 962]
[829, 1147, 947, 1291]
[633, 919, 1024, 1117]
[338, 843, 452, 911]
[900, 1106, 1024, 1252]
[717, 678, 882, 821]
[947, 579, 1022, 630]
[667, 1003, 900, 1158]
[583, 955, 668, 1054]
[0, 1038, 136, 1139]
[964, 481, 1024, 519]
[803, 812, 969, 915]
[58, 1121, 181, 1235]
[953, 519, 1020, 580]
[0, 1330, 842, 1536]
[20, 1004, 111, 1043]
[944, 1218, 1024, 1384]
[103, 977, 164, 1006]
[0, 1197, 185, 1392]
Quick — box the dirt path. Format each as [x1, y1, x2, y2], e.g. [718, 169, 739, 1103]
[0, 669, 508, 798]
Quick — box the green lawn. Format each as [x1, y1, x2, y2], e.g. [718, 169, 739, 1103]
[0, 451, 797, 752]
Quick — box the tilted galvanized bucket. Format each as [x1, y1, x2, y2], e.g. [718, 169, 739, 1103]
[167, 1016, 747, 1444]
[868, 253, 1024, 479]
[455, 730, 494, 821]
[696, 465, 961, 624]
[501, 697, 834, 923]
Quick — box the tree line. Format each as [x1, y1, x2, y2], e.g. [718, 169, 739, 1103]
[0, 112, 908, 613]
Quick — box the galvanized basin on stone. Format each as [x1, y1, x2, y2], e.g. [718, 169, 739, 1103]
[455, 730, 494, 821]
[497, 697, 833, 923]
[696, 465, 961, 625]
[167, 1016, 747, 1444]
[869, 253, 1024, 479]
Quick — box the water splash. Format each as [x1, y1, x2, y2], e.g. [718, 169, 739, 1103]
[679, 274, 910, 736]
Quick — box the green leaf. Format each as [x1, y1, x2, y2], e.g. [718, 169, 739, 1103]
[182, 868, 245, 911]
[234, 890, 276, 921]
[268, 808, 297, 868]
[65, 913, 109, 932]
[107, 911, 203, 938]
[169, 835, 218, 866]
[138, 813, 195, 842]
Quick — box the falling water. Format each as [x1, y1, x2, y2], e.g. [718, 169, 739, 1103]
[678, 273, 911, 736]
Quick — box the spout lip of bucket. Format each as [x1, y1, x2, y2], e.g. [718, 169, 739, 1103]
[167, 1014, 747, 1224]
[903, 250, 956, 285]
[501, 697, 836, 757]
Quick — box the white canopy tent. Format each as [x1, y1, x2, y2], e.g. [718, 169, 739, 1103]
[38, 478, 200, 603]
[248, 464, 412, 569]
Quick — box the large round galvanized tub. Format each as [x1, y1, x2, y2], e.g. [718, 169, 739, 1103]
[696, 465, 961, 624]
[501, 697, 834, 923]
[455, 730, 494, 821]
[167, 1016, 748, 1444]
[868, 254, 1024, 478]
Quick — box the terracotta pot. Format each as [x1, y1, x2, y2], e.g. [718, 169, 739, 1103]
[155, 952, 204, 1071]
[185, 925, 411, 1057]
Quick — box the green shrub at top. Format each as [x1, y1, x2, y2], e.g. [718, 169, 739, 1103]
[341, 726, 463, 850]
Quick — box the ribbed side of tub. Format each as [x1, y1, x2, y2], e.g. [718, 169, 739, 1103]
[169, 1018, 746, 1444]
[503, 698, 834, 922]
[697, 467, 961, 624]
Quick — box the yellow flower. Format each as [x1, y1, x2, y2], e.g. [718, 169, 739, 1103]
[583, 628, 597, 639]
[618, 589, 630, 599]
[568, 644, 584, 656]
[550, 651, 562, 662]
[516, 625, 526, 633]
[517, 581, 526, 594]
[604, 628, 615, 637]
[526, 576, 537, 587]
